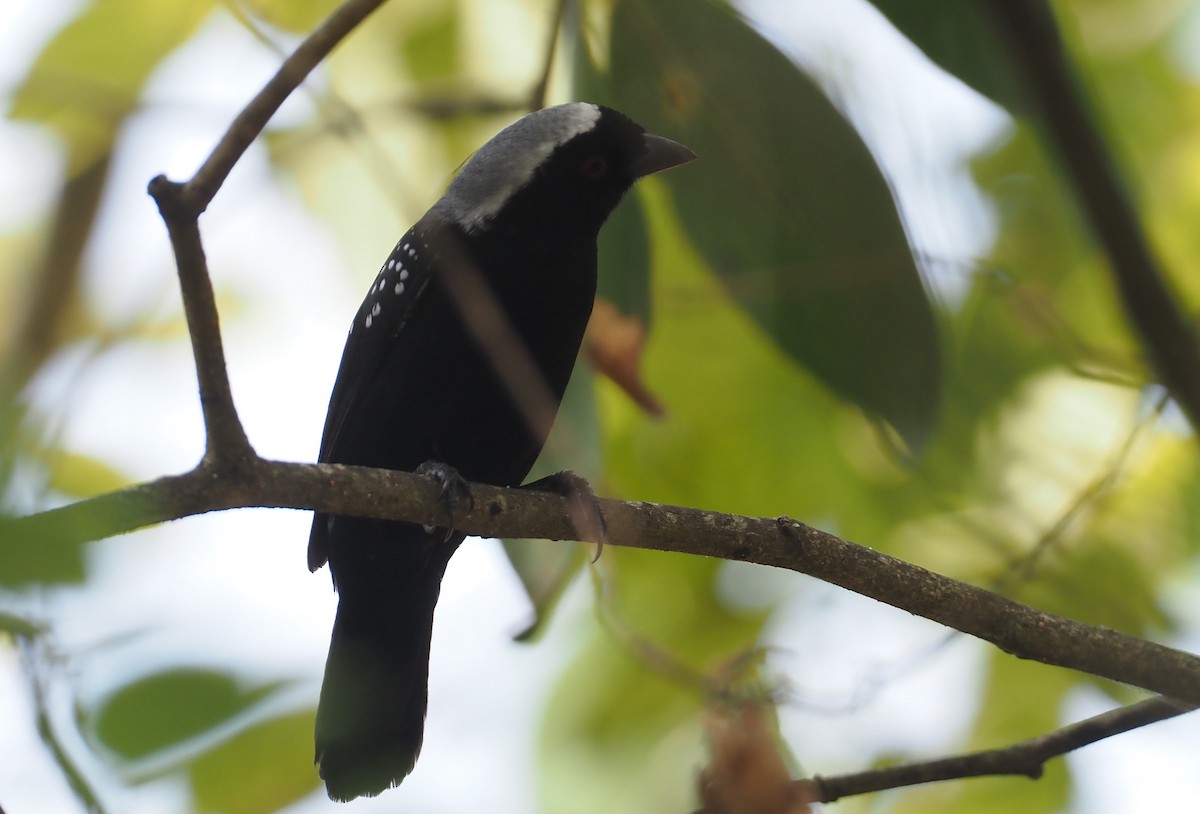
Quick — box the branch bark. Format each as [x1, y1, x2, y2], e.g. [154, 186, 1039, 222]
[809, 695, 1196, 802]
[14, 0, 1196, 805]
[9, 458, 1200, 706]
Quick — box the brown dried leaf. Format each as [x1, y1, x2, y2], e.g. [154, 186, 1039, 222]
[584, 297, 665, 417]
[698, 702, 813, 814]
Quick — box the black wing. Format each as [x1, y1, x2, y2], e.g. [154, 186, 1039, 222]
[308, 215, 438, 569]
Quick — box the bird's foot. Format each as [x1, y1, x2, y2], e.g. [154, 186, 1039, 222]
[416, 460, 474, 540]
[522, 470, 608, 560]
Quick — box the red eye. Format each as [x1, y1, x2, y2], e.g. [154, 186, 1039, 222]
[581, 155, 608, 179]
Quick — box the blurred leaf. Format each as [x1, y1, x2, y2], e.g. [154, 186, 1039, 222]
[502, 537, 585, 642]
[0, 517, 88, 587]
[594, 182, 854, 522]
[585, 298, 663, 416]
[868, 0, 1032, 113]
[596, 180, 653, 323]
[190, 711, 320, 814]
[542, 550, 770, 814]
[86, 669, 284, 763]
[1016, 540, 1169, 635]
[513, 367, 602, 640]
[892, 651, 1074, 813]
[10, 0, 216, 172]
[400, 4, 460, 83]
[607, 0, 942, 453]
[241, 0, 343, 33]
[0, 611, 47, 640]
[44, 450, 131, 499]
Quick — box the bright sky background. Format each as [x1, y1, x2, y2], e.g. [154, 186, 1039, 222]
[2, 1, 1200, 812]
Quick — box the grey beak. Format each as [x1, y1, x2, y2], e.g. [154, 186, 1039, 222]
[631, 133, 697, 178]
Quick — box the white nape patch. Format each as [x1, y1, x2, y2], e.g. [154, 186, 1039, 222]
[433, 102, 602, 233]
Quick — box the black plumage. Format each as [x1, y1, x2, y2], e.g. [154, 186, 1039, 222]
[308, 103, 694, 801]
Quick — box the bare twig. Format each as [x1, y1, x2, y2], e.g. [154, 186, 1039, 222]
[983, 0, 1200, 433]
[17, 634, 105, 814]
[143, 0, 391, 465]
[810, 695, 1196, 802]
[183, 0, 390, 213]
[146, 181, 255, 466]
[529, 0, 571, 111]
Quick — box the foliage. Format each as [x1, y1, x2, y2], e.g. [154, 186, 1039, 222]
[2, 0, 1199, 812]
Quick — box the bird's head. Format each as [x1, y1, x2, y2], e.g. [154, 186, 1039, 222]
[432, 103, 695, 241]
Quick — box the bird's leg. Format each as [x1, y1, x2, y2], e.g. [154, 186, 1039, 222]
[415, 460, 474, 541]
[522, 470, 608, 560]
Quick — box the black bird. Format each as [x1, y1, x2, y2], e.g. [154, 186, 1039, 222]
[308, 103, 694, 801]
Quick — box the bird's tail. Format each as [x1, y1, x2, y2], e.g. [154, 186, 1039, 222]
[314, 532, 455, 801]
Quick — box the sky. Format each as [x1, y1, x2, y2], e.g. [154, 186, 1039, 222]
[2, 1, 1200, 813]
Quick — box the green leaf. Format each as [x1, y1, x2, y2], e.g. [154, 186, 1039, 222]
[11, 0, 216, 172]
[510, 367, 602, 640]
[501, 537, 585, 641]
[241, 0, 344, 33]
[0, 516, 89, 587]
[597, 189, 653, 323]
[86, 669, 284, 763]
[607, 0, 942, 453]
[400, 3, 460, 83]
[44, 450, 131, 499]
[868, 0, 1032, 114]
[190, 711, 320, 814]
[575, 30, 653, 323]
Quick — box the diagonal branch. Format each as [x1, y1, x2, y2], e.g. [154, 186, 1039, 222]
[143, 0, 390, 467]
[8, 459, 1200, 706]
[147, 179, 254, 466]
[983, 0, 1200, 432]
[810, 695, 1196, 801]
[183, 0, 390, 214]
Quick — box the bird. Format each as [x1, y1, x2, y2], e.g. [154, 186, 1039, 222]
[307, 102, 695, 801]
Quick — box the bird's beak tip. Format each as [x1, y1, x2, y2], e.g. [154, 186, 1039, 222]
[632, 133, 696, 178]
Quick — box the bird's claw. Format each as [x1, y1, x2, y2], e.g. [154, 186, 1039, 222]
[416, 460, 474, 541]
[522, 470, 607, 560]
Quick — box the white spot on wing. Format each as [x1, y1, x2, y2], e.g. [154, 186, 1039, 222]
[365, 314, 373, 328]
[394, 282, 405, 295]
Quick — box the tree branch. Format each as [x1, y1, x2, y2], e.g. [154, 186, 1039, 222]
[809, 695, 1196, 802]
[143, 0, 390, 467]
[183, 0, 390, 214]
[983, 0, 1200, 432]
[9, 458, 1200, 706]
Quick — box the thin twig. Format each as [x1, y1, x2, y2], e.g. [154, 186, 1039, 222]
[183, 0, 390, 214]
[810, 695, 1196, 802]
[528, 0, 571, 111]
[8, 458, 1200, 706]
[18, 636, 106, 814]
[983, 0, 1200, 433]
[144, 0, 392, 465]
[146, 180, 255, 466]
